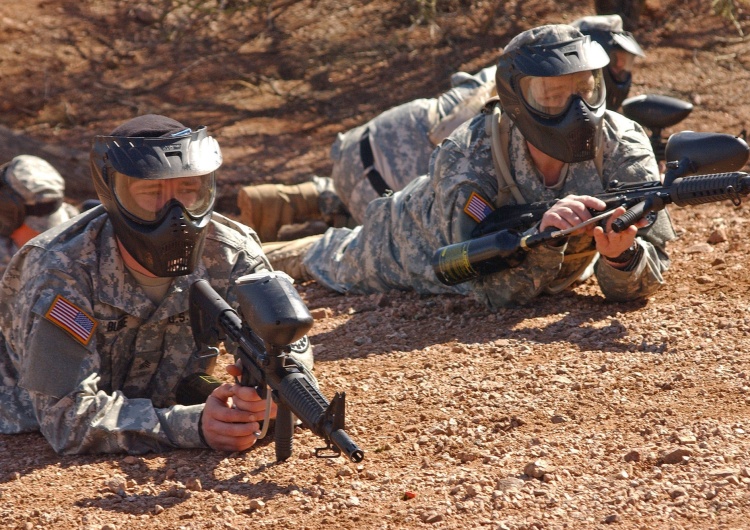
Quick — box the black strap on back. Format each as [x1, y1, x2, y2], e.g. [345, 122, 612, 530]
[359, 128, 391, 197]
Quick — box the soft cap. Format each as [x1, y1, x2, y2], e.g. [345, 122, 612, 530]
[4, 155, 74, 232]
[110, 114, 190, 138]
[504, 24, 584, 54]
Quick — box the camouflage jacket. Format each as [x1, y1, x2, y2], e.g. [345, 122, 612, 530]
[0, 207, 270, 454]
[0, 236, 17, 279]
[305, 110, 676, 308]
[330, 66, 497, 223]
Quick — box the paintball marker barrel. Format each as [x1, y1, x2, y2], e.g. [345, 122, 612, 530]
[612, 171, 750, 232]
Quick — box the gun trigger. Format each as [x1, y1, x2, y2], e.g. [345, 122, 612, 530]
[255, 387, 273, 440]
[193, 346, 220, 360]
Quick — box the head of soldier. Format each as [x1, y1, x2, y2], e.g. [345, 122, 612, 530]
[571, 14, 646, 110]
[0, 155, 74, 246]
[496, 24, 610, 164]
[90, 114, 222, 277]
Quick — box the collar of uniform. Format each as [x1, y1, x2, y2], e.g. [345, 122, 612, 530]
[97, 219, 209, 321]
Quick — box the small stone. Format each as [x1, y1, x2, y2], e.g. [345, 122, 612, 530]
[496, 477, 525, 491]
[604, 514, 620, 524]
[669, 487, 687, 499]
[685, 243, 713, 254]
[624, 450, 641, 463]
[346, 496, 361, 507]
[154, 505, 164, 515]
[420, 511, 444, 523]
[309, 308, 331, 319]
[710, 468, 737, 478]
[185, 477, 202, 492]
[106, 474, 128, 495]
[337, 467, 354, 477]
[249, 499, 266, 510]
[551, 414, 568, 424]
[524, 459, 555, 479]
[708, 228, 728, 244]
[662, 448, 692, 465]
[678, 435, 697, 445]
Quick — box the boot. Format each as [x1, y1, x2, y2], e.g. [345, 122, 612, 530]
[237, 181, 321, 242]
[277, 220, 329, 241]
[262, 234, 323, 281]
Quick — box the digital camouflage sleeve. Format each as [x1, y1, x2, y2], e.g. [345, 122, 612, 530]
[0, 209, 272, 454]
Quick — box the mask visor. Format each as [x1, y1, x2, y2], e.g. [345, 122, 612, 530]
[520, 69, 605, 116]
[608, 50, 635, 83]
[113, 172, 215, 222]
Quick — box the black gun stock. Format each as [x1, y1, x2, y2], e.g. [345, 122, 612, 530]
[189, 273, 364, 463]
[432, 132, 750, 286]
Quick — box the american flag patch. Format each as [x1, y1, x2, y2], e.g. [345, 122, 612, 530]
[463, 192, 494, 223]
[45, 295, 97, 346]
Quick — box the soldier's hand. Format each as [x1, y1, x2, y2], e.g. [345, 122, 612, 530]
[593, 206, 648, 267]
[540, 195, 606, 235]
[201, 383, 274, 452]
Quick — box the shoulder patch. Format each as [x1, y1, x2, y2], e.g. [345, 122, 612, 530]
[463, 191, 494, 223]
[289, 335, 310, 354]
[44, 295, 97, 346]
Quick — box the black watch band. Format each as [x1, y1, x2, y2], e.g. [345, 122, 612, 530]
[606, 243, 639, 264]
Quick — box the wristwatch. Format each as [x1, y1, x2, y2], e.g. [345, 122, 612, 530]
[606, 242, 639, 264]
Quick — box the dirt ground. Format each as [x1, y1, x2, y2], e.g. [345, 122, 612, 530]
[4, 1, 750, 529]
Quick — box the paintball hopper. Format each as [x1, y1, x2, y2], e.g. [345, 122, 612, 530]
[662, 131, 750, 185]
[622, 94, 694, 162]
[622, 94, 693, 130]
[235, 271, 314, 347]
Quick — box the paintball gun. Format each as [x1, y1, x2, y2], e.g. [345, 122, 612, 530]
[621, 94, 694, 162]
[431, 131, 750, 286]
[189, 271, 364, 463]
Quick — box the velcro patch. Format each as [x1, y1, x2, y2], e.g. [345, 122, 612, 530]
[44, 295, 97, 346]
[289, 335, 310, 354]
[463, 191, 493, 223]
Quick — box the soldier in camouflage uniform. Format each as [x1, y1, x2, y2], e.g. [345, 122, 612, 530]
[237, 65, 497, 241]
[0, 115, 311, 455]
[268, 24, 675, 308]
[0, 155, 79, 277]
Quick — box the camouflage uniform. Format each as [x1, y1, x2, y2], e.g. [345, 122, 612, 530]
[0, 207, 271, 454]
[326, 65, 497, 223]
[304, 110, 676, 308]
[0, 237, 16, 278]
[1, 204, 81, 279]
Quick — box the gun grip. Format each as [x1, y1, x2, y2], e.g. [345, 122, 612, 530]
[275, 403, 294, 462]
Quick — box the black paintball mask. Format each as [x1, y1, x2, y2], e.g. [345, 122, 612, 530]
[572, 15, 646, 110]
[90, 115, 222, 277]
[496, 26, 610, 163]
[586, 29, 644, 110]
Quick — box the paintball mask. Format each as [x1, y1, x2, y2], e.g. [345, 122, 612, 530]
[496, 25, 610, 163]
[90, 115, 222, 277]
[571, 14, 646, 110]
